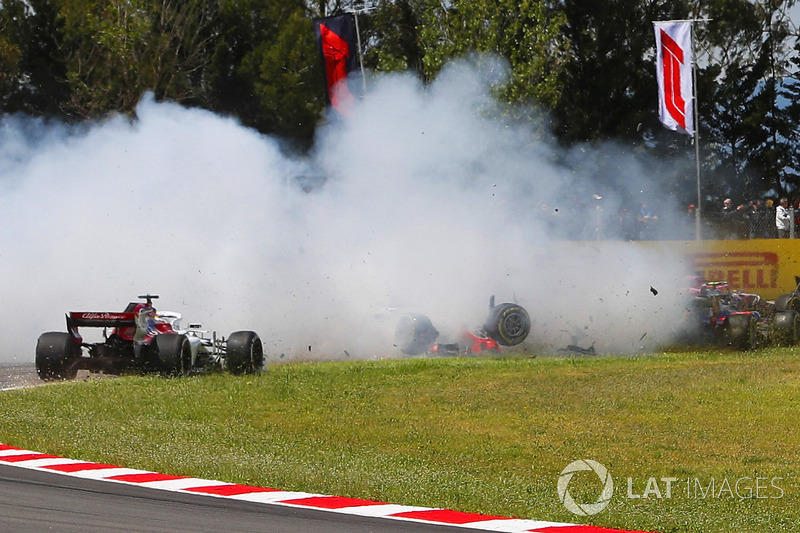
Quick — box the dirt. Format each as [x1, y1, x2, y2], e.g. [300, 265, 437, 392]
[0, 364, 115, 391]
[0, 364, 41, 391]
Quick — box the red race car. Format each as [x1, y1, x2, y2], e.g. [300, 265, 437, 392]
[36, 295, 263, 380]
[393, 297, 531, 356]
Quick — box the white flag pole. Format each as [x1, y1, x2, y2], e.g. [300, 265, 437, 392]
[351, 6, 376, 97]
[352, 10, 368, 95]
[691, 22, 702, 241]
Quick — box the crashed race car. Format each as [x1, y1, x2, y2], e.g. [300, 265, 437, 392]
[35, 295, 264, 380]
[684, 278, 800, 349]
[686, 280, 763, 349]
[393, 298, 531, 355]
[771, 279, 800, 344]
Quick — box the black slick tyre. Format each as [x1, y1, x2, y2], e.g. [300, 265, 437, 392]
[724, 314, 757, 350]
[226, 331, 263, 374]
[773, 310, 800, 345]
[483, 303, 531, 347]
[155, 334, 191, 375]
[35, 332, 79, 381]
[395, 313, 439, 355]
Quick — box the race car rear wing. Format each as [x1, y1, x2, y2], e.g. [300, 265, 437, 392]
[66, 312, 137, 329]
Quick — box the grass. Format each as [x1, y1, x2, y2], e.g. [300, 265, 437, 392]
[1, 349, 799, 532]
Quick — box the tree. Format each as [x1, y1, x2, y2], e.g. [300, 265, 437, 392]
[0, 0, 71, 116]
[412, 0, 566, 108]
[56, 0, 218, 118]
[58, 0, 154, 116]
[362, 0, 426, 75]
[203, 1, 323, 144]
[698, 0, 798, 201]
[238, 9, 323, 142]
[547, 0, 689, 144]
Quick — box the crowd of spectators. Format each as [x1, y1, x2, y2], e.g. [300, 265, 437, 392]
[715, 197, 779, 239]
[540, 194, 800, 241]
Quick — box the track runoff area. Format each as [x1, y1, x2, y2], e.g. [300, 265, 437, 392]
[0, 443, 651, 533]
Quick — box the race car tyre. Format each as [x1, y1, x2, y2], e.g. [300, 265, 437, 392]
[395, 313, 439, 356]
[774, 294, 800, 313]
[226, 331, 263, 374]
[155, 334, 191, 375]
[723, 314, 757, 350]
[36, 332, 79, 381]
[773, 310, 800, 346]
[483, 303, 531, 347]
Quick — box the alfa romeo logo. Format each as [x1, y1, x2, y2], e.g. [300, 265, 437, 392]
[557, 459, 614, 516]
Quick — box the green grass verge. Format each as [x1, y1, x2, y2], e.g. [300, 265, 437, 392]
[1, 349, 799, 532]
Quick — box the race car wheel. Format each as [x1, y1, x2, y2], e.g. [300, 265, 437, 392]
[723, 314, 757, 350]
[774, 294, 800, 313]
[773, 310, 800, 345]
[483, 303, 531, 347]
[155, 334, 191, 375]
[226, 331, 263, 374]
[36, 332, 79, 381]
[395, 313, 439, 356]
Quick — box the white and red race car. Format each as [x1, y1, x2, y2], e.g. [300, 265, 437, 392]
[35, 295, 263, 380]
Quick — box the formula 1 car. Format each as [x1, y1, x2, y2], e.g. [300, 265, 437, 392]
[684, 277, 800, 349]
[393, 298, 531, 356]
[689, 277, 800, 350]
[686, 280, 762, 349]
[35, 295, 264, 381]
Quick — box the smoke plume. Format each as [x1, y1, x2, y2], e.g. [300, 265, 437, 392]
[0, 59, 691, 364]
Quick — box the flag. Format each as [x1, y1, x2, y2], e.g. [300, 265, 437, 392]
[314, 14, 359, 114]
[654, 21, 694, 136]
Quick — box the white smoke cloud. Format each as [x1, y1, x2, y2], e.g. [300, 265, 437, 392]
[0, 59, 692, 365]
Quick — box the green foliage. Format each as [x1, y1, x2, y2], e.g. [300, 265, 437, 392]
[411, 0, 566, 107]
[548, 0, 686, 143]
[204, 0, 323, 144]
[1, 0, 800, 196]
[364, 0, 426, 75]
[238, 9, 323, 141]
[698, 0, 799, 201]
[0, 0, 71, 115]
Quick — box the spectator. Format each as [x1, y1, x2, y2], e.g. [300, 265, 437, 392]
[721, 198, 745, 238]
[685, 204, 697, 239]
[746, 200, 764, 239]
[776, 197, 791, 238]
[764, 199, 777, 238]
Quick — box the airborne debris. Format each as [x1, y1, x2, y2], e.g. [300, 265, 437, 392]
[650, 286, 658, 296]
[558, 344, 597, 356]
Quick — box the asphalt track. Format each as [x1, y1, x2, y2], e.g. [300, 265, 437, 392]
[0, 363, 41, 391]
[0, 462, 489, 533]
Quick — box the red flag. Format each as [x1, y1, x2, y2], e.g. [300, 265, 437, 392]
[654, 21, 694, 136]
[314, 15, 359, 114]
